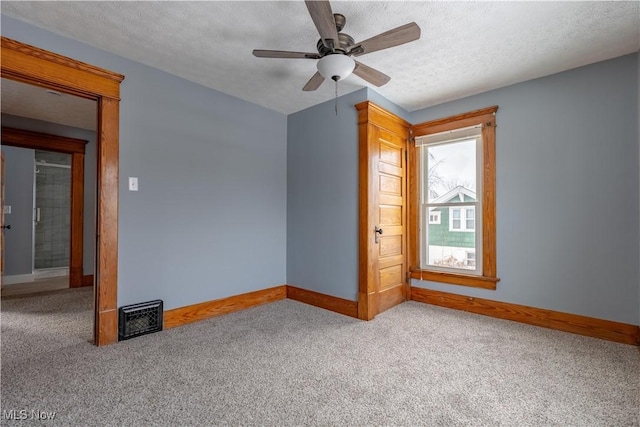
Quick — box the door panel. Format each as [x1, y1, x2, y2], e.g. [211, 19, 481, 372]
[379, 142, 402, 166]
[379, 177, 401, 198]
[357, 101, 410, 320]
[379, 205, 402, 226]
[379, 265, 402, 290]
[379, 235, 402, 257]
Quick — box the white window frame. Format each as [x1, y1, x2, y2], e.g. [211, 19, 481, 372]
[418, 135, 483, 276]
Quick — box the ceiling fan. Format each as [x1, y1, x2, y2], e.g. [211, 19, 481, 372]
[253, 0, 421, 91]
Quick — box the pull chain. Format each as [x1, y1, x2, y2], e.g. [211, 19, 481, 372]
[334, 79, 338, 115]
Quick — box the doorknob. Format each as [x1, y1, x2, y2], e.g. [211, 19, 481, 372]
[1, 225, 10, 230]
[375, 226, 383, 243]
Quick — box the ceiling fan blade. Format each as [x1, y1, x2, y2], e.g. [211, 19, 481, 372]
[352, 22, 421, 57]
[305, 0, 339, 49]
[253, 49, 320, 59]
[302, 72, 325, 91]
[353, 61, 391, 87]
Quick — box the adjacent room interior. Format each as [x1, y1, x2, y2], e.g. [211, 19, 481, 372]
[1, 1, 639, 425]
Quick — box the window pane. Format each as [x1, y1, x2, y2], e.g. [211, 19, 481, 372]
[425, 139, 476, 203]
[426, 219, 476, 271]
[424, 203, 476, 271]
[466, 208, 475, 230]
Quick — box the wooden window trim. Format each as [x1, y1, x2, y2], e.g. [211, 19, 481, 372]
[409, 106, 499, 289]
[409, 270, 499, 290]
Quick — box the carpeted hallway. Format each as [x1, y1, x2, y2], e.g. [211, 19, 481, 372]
[1, 287, 639, 426]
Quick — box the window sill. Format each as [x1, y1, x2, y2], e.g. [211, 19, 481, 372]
[410, 270, 499, 290]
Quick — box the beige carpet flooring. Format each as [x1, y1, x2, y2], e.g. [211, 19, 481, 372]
[1, 287, 639, 426]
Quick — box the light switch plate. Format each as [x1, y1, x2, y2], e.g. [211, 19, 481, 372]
[3, 206, 11, 214]
[128, 177, 138, 191]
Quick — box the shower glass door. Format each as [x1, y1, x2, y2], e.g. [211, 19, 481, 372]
[33, 150, 72, 271]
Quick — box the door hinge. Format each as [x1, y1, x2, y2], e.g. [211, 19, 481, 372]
[406, 271, 410, 283]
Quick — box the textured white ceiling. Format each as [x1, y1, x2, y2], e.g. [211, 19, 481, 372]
[1, 1, 639, 115]
[1, 78, 97, 130]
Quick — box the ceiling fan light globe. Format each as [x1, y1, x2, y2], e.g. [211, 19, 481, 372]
[317, 54, 355, 81]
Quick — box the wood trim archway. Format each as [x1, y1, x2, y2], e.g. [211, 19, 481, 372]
[1, 127, 87, 289]
[1, 36, 124, 346]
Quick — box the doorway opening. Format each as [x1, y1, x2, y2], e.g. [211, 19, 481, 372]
[1, 125, 91, 293]
[1, 36, 124, 345]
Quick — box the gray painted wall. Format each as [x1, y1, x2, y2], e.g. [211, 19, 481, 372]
[2, 16, 287, 310]
[288, 54, 639, 325]
[2, 146, 34, 275]
[287, 88, 368, 301]
[3, 15, 637, 326]
[2, 114, 96, 276]
[410, 53, 639, 325]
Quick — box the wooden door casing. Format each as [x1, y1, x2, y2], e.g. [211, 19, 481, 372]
[1, 127, 87, 288]
[1, 152, 5, 284]
[357, 101, 410, 320]
[1, 36, 124, 346]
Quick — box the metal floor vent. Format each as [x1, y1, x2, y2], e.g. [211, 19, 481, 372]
[118, 300, 163, 341]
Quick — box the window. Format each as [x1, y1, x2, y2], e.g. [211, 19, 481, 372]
[466, 251, 476, 267]
[409, 106, 499, 289]
[428, 211, 441, 224]
[449, 207, 474, 232]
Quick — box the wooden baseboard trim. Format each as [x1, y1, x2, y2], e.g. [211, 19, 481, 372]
[81, 275, 94, 287]
[411, 287, 640, 346]
[286, 285, 358, 318]
[164, 285, 287, 329]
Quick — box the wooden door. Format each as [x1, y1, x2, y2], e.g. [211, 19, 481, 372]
[356, 102, 410, 320]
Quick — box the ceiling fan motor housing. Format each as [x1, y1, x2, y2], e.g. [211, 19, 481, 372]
[317, 33, 355, 56]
